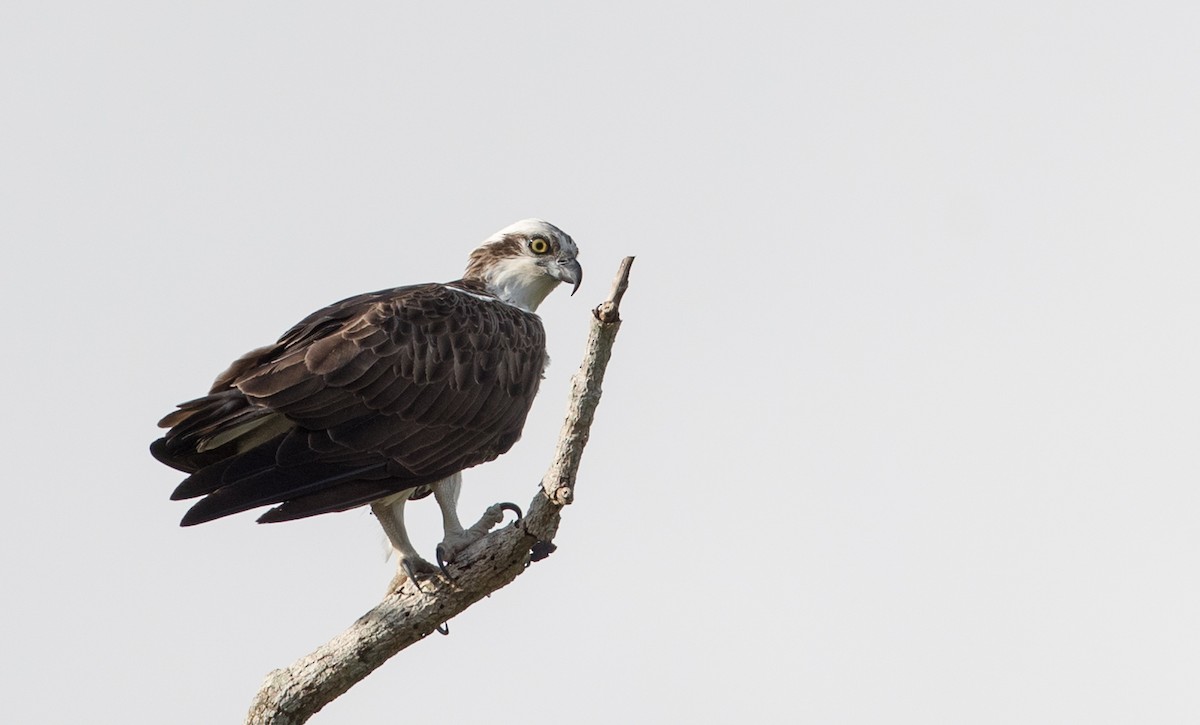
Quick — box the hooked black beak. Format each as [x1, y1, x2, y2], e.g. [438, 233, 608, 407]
[553, 258, 583, 296]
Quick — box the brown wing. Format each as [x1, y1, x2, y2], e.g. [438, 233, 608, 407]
[151, 281, 547, 526]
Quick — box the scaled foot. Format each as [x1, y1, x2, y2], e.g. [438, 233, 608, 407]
[386, 553, 440, 593]
[435, 502, 523, 575]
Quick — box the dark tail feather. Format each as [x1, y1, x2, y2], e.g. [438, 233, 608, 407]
[179, 462, 387, 526]
[256, 479, 426, 523]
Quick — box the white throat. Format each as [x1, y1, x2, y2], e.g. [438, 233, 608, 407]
[483, 257, 560, 312]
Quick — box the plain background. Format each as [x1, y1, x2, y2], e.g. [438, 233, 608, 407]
[2, 2, 1198, 723]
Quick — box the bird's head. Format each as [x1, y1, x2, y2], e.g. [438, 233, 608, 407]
[464, 219, 582, 312]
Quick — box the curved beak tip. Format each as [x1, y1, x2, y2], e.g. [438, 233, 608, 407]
[558, 259, 583, 296]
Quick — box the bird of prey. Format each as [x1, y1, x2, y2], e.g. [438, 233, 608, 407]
[151, 219, 582, 581]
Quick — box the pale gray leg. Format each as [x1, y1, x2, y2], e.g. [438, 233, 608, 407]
[434, 472, 466, 540]
[433, 472, 522, 574]
[371, 492, 436, 589]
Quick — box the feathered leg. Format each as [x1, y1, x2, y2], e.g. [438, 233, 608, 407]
[371, 492, 437, 590]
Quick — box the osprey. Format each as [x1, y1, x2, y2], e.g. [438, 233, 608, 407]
[151, 219, 581, 580]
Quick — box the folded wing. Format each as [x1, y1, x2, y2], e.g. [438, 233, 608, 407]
[151, 281, 547, 526]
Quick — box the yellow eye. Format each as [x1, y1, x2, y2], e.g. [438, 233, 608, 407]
[529, 237, 550, 255]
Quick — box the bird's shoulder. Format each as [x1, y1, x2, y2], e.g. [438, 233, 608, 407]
[217, 280, 546, 402]
[281, 280, 542, 347]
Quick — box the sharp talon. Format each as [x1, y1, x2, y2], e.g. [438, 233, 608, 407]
[401, 560, 427, 593]
[402, 559, 419, 580]
[436, 544, 452, 578]
[498, 502, 523, 522]
[435, 622, 450, 636]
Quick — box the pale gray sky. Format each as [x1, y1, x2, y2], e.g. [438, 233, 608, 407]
[3, 2, 1199, 723]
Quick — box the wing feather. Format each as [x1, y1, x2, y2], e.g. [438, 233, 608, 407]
[152, 281, 547, 525]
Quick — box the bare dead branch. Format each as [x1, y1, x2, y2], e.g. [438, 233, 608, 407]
[244, 256, 635, 725]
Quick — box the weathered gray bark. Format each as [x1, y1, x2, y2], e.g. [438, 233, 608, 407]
[244, 256, 634, 725]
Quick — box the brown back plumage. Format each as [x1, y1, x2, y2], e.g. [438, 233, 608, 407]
[151, 279, 547, 526]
